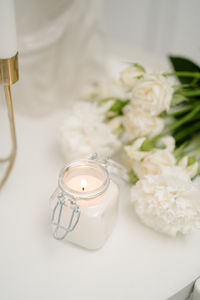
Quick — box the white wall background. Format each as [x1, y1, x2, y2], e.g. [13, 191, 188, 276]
[102, 0, 200, 64]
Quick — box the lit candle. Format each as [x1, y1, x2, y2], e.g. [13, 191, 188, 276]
[0, 0, 17, 58]
[67, 175, 102, 192]
[50, 159, 119, 249]
[81, 179, 87, 191]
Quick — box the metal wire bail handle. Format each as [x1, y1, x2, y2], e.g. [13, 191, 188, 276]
[51, 193, 80, 240]
[89, 153, 129, 183]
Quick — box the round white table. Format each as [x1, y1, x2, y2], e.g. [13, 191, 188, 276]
[0, 51, 200, 300]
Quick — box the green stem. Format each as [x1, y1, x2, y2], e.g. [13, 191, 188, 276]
[174, 140, 200, 159]
[164, 105, 200, 134]
[165, 105, 193, 117]
[181, 89, 200, 97]
[154, 105, 200, 142]
[174, 141, 189, 158]
[174, 121, 200, 142]
[181, 146, 200, 158]
[164, 72, 200, 78]
[173, 84, 193, 89]
[193, 147, 200, 157]
[164, 101, 200, 118]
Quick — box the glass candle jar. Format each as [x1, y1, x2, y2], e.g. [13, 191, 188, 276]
[50, 158, 119, 250]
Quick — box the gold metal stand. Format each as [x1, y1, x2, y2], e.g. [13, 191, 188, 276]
[0, 53, 19, 189]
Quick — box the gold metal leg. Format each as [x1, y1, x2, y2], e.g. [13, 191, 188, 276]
[0, 53, 18, 190]
[0, 85, 17, 189]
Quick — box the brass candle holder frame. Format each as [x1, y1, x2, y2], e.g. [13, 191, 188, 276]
[0, 53, 18, 189]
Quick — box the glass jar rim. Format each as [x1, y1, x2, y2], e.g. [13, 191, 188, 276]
[58, 159, 110, 200]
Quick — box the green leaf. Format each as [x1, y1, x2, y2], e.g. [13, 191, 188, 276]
[125, 139, 135, 146]
[181, 89, 200, 97]
[171, 93, 188, 106]
[109, 99, 130, 116]
[188, 156, 196, 166]
[126, 62, 146, 73]
[174, 141, 189, 159]
[140, 139, 154, 151]
[129, 170, 139, 185]
[133, 63, 145, 73]
[168, 56, 200, 85]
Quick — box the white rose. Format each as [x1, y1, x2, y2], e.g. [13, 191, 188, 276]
[120, 64, 145, 89]
[178, 156, 199, 178]
[123, 106, 164, 139]
[132, 73, 173, 116]
[131, 167, 200, 236]
[133, 149, 176, 179]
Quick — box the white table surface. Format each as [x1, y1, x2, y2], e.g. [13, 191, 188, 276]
[0, 51, 200, 300]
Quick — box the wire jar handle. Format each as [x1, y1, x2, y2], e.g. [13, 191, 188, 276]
[51, 192, 80, 240]
[89, 153, 129, 183]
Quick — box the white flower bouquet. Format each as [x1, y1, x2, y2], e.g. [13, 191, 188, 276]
[60, 56, 200, 236]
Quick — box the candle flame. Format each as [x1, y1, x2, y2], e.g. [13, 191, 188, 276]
[81, 179, 87, 191]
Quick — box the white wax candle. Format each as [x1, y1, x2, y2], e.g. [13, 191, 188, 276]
[64, 180, 119, 249]
[50, 160, 120, 249]
[0, 0, 17, 58]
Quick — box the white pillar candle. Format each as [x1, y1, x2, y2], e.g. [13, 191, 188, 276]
[50, 159, 119, 250]
[0, 0, 17, 58]
[66, 180, 119, 249]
